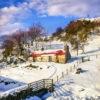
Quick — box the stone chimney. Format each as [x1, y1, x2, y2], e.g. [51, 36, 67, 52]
[64, 44, 71, 63]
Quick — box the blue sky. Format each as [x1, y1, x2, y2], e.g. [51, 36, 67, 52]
[0, 0, 100, 36]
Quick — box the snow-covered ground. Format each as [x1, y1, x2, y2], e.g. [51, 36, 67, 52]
[26, 34, 100, 100]
[0, 60, 76, 95]
[42, 35, 100, 99]
[44, 58, 100, 100]
[0, 34, 100, 99]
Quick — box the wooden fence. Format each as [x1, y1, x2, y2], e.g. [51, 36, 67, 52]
[78, 54, 100, 63]
[0, 79, 53, 100]
[51, 65, 76, 83]
[51, 53, 100, 83]
[28, 79, 53, 92]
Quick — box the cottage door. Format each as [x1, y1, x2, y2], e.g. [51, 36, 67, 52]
[49, 56, 52, 62]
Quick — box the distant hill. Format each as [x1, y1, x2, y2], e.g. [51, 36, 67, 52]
[80, 17, 100, 22]
[0, 35, 10, 49]
[52, 17, 100, 38]
[0, 35, 9, 42]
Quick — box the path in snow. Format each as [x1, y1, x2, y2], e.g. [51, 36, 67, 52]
[45, 58, 100, 100]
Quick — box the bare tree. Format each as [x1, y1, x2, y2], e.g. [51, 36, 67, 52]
[2, 39, 14, 60]
[28, 24, 45, 43]
[2, 24, 46, 61]
[11, 30, 25, 56]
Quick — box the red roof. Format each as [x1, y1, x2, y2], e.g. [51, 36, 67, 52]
[32, 50, 65, 57]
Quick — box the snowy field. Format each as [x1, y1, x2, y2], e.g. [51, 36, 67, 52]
[25, 57, 100, 100]
[42, 35, 100, 100]
[0, 61, 76, 94]
[44, 58, 100, 100]
[0, 35, 100, 99]
[26, 35, 100, 100]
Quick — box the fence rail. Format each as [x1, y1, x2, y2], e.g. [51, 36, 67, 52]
[51, 53, 100, 83]
[0, 79, 53, 99]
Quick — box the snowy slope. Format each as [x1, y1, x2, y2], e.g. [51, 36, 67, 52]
[23, 35, 100, 100]
[43, 35, 100, 99]
[45, 58, 100, 100]
[0, 35, 100, 99]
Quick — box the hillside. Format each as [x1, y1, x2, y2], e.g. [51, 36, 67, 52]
[17, 33, 100, 100]
[80, 17, 100, 22]
[41, 35, 100, 100]
[0, 33, 100, 100]
[0, 18, 100, 99]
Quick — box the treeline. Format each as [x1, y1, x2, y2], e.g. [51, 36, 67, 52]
[52, 19, 100, 53]
[2, 24, 46, 60]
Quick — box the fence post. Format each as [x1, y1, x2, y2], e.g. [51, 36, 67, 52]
[62, 72, 64, 78]
[82, 57, 84, 62]
[57, 76, 58, 82]
[88, 56, 90, 61]
[51, 79, 54, 92]
[43, 79, 45, 88]
[96, 55, 98, 58]
[28, 83, 31, 88]
[36, 82, 38, 90]
[74, 64, 75, 69]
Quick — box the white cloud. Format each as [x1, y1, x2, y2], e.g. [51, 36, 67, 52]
[0, 3, 30, 36]
[0, 0, 100, 36]
[46, 0, 100, 17]
[25, 0, 100, 17]
[0, 23, 24, 36]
